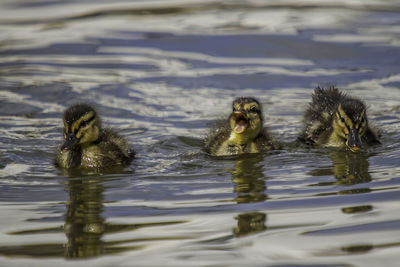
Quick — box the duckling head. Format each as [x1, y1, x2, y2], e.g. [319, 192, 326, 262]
[61, 104, 101, 151]
[229, 97, 263, 141]
[333, 99, 368, 152]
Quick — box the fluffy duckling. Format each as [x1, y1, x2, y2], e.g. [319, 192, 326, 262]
[299, 87, 380, 151]
[55, 104, 134, 169]
[204, 97, 280, 156]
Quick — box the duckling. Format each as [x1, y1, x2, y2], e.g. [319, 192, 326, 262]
[299, 86, 380, 152]
[55, 104, 134, 169]
[204, 97, 281, 156]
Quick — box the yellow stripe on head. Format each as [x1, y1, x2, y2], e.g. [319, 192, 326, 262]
[232, 97, 262, 113]
[233, 102, 241, 111]
[337, 105, 354, 131]
[75, 117, 97, 139]
[355, 110, 367, 135]
[63, 120, 69, 133]
[71, 111, 95, 134]
[243, 102, 261, 113]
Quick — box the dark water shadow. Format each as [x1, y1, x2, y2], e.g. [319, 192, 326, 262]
[311, 239, 400, 257]
[4, 1, 400, 26]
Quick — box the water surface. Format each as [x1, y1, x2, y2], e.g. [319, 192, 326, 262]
[0, 0, 400, 266]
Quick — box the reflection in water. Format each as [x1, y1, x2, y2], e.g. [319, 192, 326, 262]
[330, 151, 371, 185]
[230, 155, 267, 237]
[309, 150, 372, 186]
[63, 176, 188, 259]
[231, 155, 267, 204]
[64, 177, 105, 259]
[0, 175, 187, 259]
[308, 150, 375, 215]
[312, 240, 400, 257]
[342, 205, 373, 214]
[234, 212, 266, 237]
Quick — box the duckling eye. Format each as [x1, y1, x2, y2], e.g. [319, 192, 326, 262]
[250, 106, 258, 113]
[77, 115, 95, 130]
[340, 117, 345, 123]
[80, 120, 89, 128]
[360, 117, 365, 123]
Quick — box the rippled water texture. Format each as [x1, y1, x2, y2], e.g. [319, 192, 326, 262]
[0, 0, 400, 266]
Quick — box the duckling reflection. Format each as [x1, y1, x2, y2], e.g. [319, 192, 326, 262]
[330, 150, 371, 185]
[234, 212, 266, 237]
[64, 177, 149, 258]
[231, 155, 267, 203]
[0, 178, 184, 258]
[64, 177, 105, 258]
[309, 150, 371, 186]
[230, 155, 267, 237]
[342, 205, 373, 214]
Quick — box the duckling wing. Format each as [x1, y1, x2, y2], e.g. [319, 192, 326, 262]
[299, 119, 333, 146]
[204, 119, 231, 154]
[299, 87, 342, 145]
[256, 128, 282, 150]
[363, 127, 381, 145]
[100, 128, 135, 165]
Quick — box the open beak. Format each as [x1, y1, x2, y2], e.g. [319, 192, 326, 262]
[61, 133, 78, 151]
[346, 129, 362, 152]
[232, 111, 249, 134]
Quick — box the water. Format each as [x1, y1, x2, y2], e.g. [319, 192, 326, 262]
[0, 0, 400, 266]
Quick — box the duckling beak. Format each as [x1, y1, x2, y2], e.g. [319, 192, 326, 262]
[232, 111, 249, 134]
[346, 129, 362, 152]
[61, 133, 78, 151]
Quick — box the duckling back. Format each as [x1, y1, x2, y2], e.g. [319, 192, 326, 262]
[299, 87, 344, 145]
[204, 119, 231, 155]
[79, 128, 135, 169]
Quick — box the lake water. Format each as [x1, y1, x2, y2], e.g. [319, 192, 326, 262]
[0, 0, 400, 266]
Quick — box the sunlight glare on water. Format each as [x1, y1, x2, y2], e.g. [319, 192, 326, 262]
[0, 0, 399, 266]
